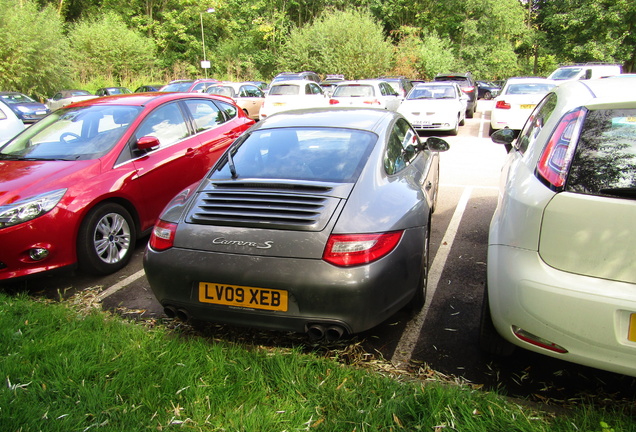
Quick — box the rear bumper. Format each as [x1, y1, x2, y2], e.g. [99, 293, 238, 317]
[487, 244, 636, 377]
[144, 232, 425, 335]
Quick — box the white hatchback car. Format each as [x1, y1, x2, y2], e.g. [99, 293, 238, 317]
[329, 80, 401, 111]
[398, 82, 468, 135]
[480, 77, 636, 377]
[259, 80, 328, 120]
[489, 77, 556, 135]
[0, 99, 25, 145]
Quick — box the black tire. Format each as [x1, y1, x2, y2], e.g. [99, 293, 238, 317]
[478, 288, 516, 356]
[406, 222, 430, 313]
[488, 124, 495, 136]
[466, 105, 474, 119]
[77, 203, 136, 275]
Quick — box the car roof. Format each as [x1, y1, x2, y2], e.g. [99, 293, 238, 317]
[557, 76, 636, 105]
[64, 92, 233, 109]
[57, 89, 92, 97]
[337, 80, 386, 86]
[269, 80, 318, 87]
[415, 82, 457, 87]
[248, 107, 397, 134]
[435, 73, 472, 78]
[505, 77, 551, 82]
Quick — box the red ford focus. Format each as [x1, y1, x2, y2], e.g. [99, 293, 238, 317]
[0, 93, 254, 280]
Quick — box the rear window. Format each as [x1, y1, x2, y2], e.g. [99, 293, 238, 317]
[212, 127, 376, 183]
[505, 83, 555, 95]
[566, 109, 636, 198]
[407, 86, 456, 100]
[269, 85, 300, 96]
[333, 85, 375, 97]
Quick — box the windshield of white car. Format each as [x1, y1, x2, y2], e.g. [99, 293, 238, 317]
[213, 127, 376, 183]
[0, 105, 142, 161]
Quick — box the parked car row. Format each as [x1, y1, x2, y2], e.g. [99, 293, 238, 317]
[0, 85, 452, 342]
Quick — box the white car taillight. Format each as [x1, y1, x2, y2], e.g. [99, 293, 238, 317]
[536, 107, 586, 189]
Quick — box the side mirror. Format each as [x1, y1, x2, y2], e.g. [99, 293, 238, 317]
[425, 136, 450, 152]
[490, 128, 516, 145]
[137, 136, 160, 151]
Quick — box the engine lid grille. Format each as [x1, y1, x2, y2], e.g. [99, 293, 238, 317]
[186, 182, 342, 231]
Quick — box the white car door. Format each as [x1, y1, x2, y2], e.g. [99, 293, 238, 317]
[305, 83, 329, 109]
[380, 82, 400, 111]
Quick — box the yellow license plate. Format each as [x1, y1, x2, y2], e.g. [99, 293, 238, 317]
[520, 104, 536, 109]
[273, 102, 286, 106]
[198, 282, 288, 312]
[629, 313, 636, 342]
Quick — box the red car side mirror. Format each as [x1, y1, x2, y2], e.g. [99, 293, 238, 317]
[137, 136, 160, 151]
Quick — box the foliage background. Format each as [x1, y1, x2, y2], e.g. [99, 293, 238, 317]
[1, 0, 634, 100]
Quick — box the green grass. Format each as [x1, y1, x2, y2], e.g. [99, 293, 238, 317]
[0, 292, 633, 432]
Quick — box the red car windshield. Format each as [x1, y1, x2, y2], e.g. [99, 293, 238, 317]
[0, 105, 142, 161]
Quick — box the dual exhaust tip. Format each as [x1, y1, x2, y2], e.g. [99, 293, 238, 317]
[163, 305, 347, 341]
[307, 323, 346, 342]
[163, 305, 190, 322]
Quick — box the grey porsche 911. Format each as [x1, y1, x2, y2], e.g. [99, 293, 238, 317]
[143, 108, 449, 340]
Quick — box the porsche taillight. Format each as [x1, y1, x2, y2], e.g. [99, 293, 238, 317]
[322, 231, 403, 267]
[149, 220, 177, 251]
[536, 107, 586, 189]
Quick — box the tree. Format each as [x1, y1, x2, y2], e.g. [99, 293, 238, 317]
[436, 0, 527, 79]
[537, 0, 636, 72]
[279, 8, 393, 79]
[68, 12, 157, 82]
[417, 32, 460, 80]
[0, 0, 73, 99]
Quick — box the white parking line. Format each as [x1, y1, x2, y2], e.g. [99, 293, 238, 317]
[390, 186, 473, 368]
[97, 268, 146, 301]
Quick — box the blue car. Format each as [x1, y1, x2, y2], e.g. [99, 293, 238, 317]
[0, 91, 50, 123]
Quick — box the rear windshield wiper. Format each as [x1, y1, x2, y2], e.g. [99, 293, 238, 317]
[599, 187, 636, 199]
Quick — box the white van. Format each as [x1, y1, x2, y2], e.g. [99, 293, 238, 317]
[548, 63, 622, 81]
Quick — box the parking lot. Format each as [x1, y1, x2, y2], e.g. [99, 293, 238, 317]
[5, 100, 636, 407]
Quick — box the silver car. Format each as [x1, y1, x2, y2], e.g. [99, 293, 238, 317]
[144, 108, 449, 340]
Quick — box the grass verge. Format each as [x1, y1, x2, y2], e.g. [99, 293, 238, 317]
[0, 291, 633, 431]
